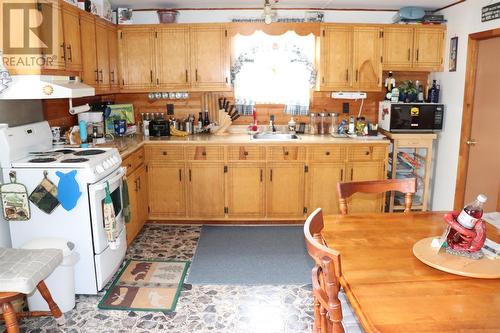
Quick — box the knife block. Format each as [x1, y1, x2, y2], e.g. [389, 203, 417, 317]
[213, 109, 232, 136]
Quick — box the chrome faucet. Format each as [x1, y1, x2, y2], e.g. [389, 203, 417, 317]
[269, 115, 276, 132]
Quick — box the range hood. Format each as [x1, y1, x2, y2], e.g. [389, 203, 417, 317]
[0, 75, 95, 99]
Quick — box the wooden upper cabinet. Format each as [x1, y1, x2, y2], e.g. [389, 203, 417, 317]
[107, 25, 119, 90]
[79, 14, 98, 87]
[352, 27, 382, 90]
[190, 25, 230, 90]
[40, 3, 65, 70]
[95, 20, 110, 89]
[320, 25, 352, 90]
[413, 26, 445, 71]
[382, 26, 414, 70]
[61, 5, 82, 71]
[156, 27, 191, 89]
[119, 28, 156, 89]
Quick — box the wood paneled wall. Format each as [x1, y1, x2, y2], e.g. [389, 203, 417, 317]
[46, 71, 428, 129]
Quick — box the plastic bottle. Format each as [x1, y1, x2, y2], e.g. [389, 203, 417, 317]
[251, 108, 258, 132]
[288, 117, 296, 133]
[348, 115, 355, 134]
[456, 194, 488, 229]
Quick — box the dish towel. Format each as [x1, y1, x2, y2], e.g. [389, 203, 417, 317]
[122, 176, 131, 224]
[104, 182, 119, 249]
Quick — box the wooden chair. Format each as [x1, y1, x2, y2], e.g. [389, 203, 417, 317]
[304, 208, 344, 333]
[0, 248, 65, 332]
[337, 178, 417, 215]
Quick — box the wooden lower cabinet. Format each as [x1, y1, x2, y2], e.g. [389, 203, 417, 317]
[227, 163, 266, 218]
[148, 162, 186, 218]
[307, 163, 344, 215]
[267, 163, 306, 218]
[345, 160, 386, 213]
[126, 164, 148, 245]
[187, 162, 225, 218]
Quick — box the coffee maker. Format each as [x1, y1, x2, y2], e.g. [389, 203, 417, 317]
[149, 119, 170, 137]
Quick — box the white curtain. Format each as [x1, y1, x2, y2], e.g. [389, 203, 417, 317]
[231, 31, 316, 115]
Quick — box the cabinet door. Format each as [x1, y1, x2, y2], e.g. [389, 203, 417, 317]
[382, 26, 414, 70]
[187, 162, 225, 218]
[61, 5, 82, 71]
[95, 21, 110, 89]
[227, 163, 266, 218]
[414, 27, 445, 71]
[156, 27, 190, 89]
[320, 25, 352, 90]
[79, 15, 98, 87]
[267, 163, 305, 218]
[148, 162, 186, 217]
[308, 163, 344, 215]
[353, 27, 382, 91]
[107, 25, 119, 90]
[347, 161, 386, 213]
[40, 3, 66, 70]
[137, 165, 149, 231]
[119, 28, 156, 89]
[126, 170, 140, 245]
[190, 25, 229, 90]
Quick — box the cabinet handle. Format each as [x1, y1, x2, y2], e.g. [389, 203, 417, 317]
[150, 70, 153, 83]
[340, 169, 343, 181]
[179, 169, 182, 182]
[60, 42, 66, 60]
[345, 69, 348, 82]
[137, 177, 141, 190]
[284, 151, 289, 156]
[325, 151, 330, 156]
[134, 179, 139, 192]
[94, 70, 99, 83]
[189, 169, 192, 182]
[127, 163, 132, 168]
[185, 69, 188, 82]
[365, 151, 370, 155]
[270, 169, 273, 182]
[260, 169, 263, 182]
[350, 168, 353, 180]
[99, 69, 103, 83]
[67, 44, 72, 62]
[416, 49, 419, 61]
[195, 69, 198, 81]
[162, 151, 167, 155]
[201, 151, 207, 156]
[110, 71, 115, 83]
[356, 69, 359, 82]
[322, 77, 325, 83]
[407, 48, 411, 61]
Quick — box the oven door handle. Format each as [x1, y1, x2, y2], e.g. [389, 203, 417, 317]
[92, 167, 125, 191]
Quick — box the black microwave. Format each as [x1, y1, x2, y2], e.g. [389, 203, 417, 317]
[378, 102, 444, 132]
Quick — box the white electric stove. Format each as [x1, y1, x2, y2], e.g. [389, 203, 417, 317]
[0, 121, 127, 294]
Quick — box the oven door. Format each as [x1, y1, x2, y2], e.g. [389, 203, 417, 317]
[88, 167, 125, 255]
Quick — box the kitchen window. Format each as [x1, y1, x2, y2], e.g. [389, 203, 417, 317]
[231, 31, 317, 115]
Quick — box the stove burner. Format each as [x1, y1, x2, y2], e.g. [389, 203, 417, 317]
[54, 149, 76, 154]
[74, 149, 106, 156]
[28, 158, 56, 163]
[61, 158, 89, 163]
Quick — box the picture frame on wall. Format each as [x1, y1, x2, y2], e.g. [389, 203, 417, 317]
[449, 37, 458, 72]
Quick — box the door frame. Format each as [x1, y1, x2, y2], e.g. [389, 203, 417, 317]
[454, 28, 500, 210]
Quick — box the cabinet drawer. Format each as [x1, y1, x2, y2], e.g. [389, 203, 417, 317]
[185, 146, 224, 160]
[228, 146, 266, 161]
[348, 146, 386, 161]
[122, 148, 144, 175]
[397, 138, 429, 147]
[309, 146, 345, 161]
[268, 146, 306, 161]
[147, 146, 184, 161]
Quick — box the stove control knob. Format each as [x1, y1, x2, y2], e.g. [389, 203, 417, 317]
[103, 161, 111, 169]
[96, 165, 105, 174]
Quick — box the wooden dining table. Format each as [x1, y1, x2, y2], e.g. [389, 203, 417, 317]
[321, 211, 500, 333]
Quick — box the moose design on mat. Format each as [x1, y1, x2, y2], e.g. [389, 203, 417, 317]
[99, 260, 188, 311]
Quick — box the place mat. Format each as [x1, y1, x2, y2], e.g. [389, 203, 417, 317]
[98, 259, 189, 312]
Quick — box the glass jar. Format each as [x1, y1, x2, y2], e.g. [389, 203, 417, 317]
[309, 113, 316, 134]
[330, 113, 339, 135]
[318, 113, 330, 135]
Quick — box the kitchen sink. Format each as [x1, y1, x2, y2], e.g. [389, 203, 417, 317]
[251, 133, 301, 141]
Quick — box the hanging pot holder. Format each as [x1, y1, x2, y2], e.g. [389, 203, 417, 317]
[29, 171, 60, 214]
[0, 171, 31, 221]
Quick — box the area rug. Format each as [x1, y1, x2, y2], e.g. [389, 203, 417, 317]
[186, 225, 314, 285]
[98, 259, 189, 312]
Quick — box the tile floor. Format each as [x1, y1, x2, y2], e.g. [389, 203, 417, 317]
[15, 224, 341, 333]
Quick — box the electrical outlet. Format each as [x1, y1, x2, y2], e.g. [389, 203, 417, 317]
[332, 92, 367, 100]
[343, 103, 349, 114]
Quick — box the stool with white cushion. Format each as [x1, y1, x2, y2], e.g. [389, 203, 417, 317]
[0, 247, 65, 333]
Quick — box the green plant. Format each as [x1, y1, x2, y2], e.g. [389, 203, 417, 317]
[398, 80, 418, 94]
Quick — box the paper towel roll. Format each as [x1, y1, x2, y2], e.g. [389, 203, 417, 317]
[69, 104, 90, 115]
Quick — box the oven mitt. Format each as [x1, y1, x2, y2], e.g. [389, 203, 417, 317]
[121, 176, 131, 224]
[56, 170, 81, 211]
[0, 172, 30, 221]
[104, 182, 119, 249]
[29, 171, 59, 214]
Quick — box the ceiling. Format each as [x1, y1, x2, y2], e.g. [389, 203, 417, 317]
[108, 0, 458, 10]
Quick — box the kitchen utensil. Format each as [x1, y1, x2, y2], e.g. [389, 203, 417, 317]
[231, 113, 240, 121]
[218, 97, 224, 110]
[228, 104, 235, 117]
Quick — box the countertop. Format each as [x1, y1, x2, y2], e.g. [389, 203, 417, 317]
[97, 133, 390, 159]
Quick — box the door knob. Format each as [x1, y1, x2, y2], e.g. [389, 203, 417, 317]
[466, 139, 477, 145]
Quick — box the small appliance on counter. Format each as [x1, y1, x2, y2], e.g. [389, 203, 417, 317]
[378, 101, 444, 132]
[149, 119, 170, 137]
